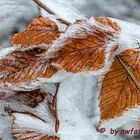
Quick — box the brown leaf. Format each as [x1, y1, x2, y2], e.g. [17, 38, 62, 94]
[11, 16, 60, 50]
[0, 49, 57, 88]
[2, 89, 45, 108]
[100, 48, 140, 121]
[95, 17, 120, 31]
[47, 17, 120, 74]
[12, 112, 59, 140]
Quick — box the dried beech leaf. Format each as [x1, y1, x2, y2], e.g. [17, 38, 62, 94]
[11, 16, 60, 50]
[95, 17, 120, 31]
[2, 89, 45, 108]
[47, 17, 120, 74]
[100, 48, 140, 122]
[0, 49, 57, 88]
[12, 112, 59, 140]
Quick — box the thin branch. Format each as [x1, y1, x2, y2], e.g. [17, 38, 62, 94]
[54, 83, 60, 133]
[33, 0, 70, 26]
[116, 55, 140, 91]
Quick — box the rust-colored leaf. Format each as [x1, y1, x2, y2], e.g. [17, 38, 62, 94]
[0, 49, 57, 88]
[11, 16, 60, 50]
[100, 48, 140, 121]
[95, 17, 120, 31]
[47, 17, 120, 74]
[12, 112, 59, 140]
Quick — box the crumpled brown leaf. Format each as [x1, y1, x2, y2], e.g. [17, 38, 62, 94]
[100, 48, 140, 121]
[0, 49, 57, 88]
[11, 16, 60, 50]
[0, 17, 120, 89]
[47, 17, 120, 74]
[2, 89, 45, 108]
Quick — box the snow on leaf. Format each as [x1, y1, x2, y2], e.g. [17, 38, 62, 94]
[0, 49, 57, 89]
[2, 89, 46, 108]
[95, 17, 120, 31]
[11, 16, 60, 51]
[9, 84, 60, 140]
[47, 17, 120, 74]
[100, 48, 140, 123]
[11, 112, 59, 140]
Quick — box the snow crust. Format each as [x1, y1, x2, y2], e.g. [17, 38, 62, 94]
[57, 76, 100, 140]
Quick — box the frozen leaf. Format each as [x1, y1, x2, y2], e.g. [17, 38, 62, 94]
[47, 17, 120, 74]
[95, 17, 120, 31]
[0, 49, 57, 89]
[11, 16, 60, 50]
[100, 48, 140, 122]
[10, 84, 60, 140]
[12, 112, 59, 140]
[2, 89, 46, 108]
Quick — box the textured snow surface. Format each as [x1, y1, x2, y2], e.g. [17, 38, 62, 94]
[57, 76, 100, 140]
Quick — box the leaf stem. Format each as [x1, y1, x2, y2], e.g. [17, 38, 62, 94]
[54, 83, 60, 133]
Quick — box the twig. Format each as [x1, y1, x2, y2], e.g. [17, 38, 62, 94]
[33, 0, 70, 26]
[54, 83, 60, 133]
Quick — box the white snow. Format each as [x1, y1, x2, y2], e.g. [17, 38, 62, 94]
[12, 113, 55, 135]
[0, 47, 16, 58]
[57, 76, 100, 140]
[111, 18, 140, 53]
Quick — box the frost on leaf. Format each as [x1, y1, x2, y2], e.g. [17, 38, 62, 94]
[0, 49, 57, 88]
[100, 48, 140, 122]
[2, 89, 45, 108]
[10, 84, 60, 140]
[11, 16, 60, 50]
[47, 17, 120, 74]
[12, 112, 59, 140]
